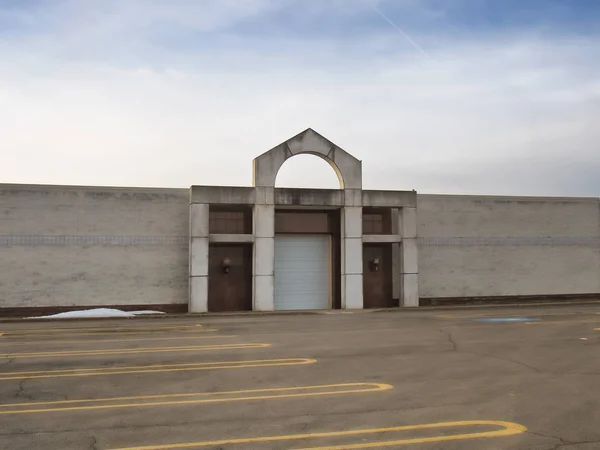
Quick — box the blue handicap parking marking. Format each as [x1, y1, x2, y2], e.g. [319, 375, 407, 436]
[473, 318, 541, 322]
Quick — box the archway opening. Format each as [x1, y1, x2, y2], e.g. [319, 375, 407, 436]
[275, 154, 342, 189]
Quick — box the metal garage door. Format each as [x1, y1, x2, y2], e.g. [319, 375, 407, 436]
[274, 235, 331, 310]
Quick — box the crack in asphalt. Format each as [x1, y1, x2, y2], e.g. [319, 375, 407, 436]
[440, 328, 543, 374]
[442, 329, 458, 351]
[474, 352, 543, 374]
[16, 379, 25, 398]
[15, 379, 34, 401]
[551, 439, 600, 449]
[89, 436, 98, 450]
[524, 429, 569, 448]
[561, 372, 600, 376]
[0, 358, 14, 367]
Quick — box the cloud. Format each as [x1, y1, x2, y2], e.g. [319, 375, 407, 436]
[0, 0, 599, 196]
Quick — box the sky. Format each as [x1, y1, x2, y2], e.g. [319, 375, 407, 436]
[1, 0, 599, 196]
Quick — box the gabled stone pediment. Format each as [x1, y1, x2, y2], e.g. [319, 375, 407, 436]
[252, 128, 362, 190]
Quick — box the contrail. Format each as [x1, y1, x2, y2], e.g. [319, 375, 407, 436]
[371, 5, 433, 60]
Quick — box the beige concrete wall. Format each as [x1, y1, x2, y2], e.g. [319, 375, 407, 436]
[0, 184, 189, 308]
[418, 195, 600, 298]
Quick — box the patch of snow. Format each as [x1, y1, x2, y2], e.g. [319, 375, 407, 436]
[28, 308, 166, 319]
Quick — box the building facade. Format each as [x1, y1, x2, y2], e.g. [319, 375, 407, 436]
[190, 128, 418, 312]
[1, 128, 599, 315]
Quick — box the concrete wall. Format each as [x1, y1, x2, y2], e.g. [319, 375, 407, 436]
[0, 184, 189, 309]
[418, 194, 600, 298]
[4, 180, 599, 310]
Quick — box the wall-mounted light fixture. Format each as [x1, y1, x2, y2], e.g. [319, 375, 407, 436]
[371, 257, 380, 272]
[221, 257, 232, 274]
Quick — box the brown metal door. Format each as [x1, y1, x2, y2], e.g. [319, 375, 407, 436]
[208, 244, 252, 312]
[363, 244, 395, 308]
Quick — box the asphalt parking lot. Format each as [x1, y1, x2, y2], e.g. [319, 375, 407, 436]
[0, 304, 599, 449]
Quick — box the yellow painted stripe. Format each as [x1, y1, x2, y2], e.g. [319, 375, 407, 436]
[0, 343, 270, 359]
[0, 328, 218, 339]
[0, 358, 316, 381]
[109, 420, 526, 450]
[0, 334, 235, 347]
[0, 382, 391, 415]
[302, 426, 524, 449]
[0, 324, 203, 334]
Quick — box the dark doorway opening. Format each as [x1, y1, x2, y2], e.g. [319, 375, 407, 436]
[363, 244, 395, 308]
[208, 244, 252, 312]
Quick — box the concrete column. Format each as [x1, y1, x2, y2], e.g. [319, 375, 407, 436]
[392, 243, 401, 303]
[253, 203, 275, 311]
[400, 207, 419, 307]
[391, 209, 400, 303]
[341, 206, 363, 309]
[189, 203, 209, 313]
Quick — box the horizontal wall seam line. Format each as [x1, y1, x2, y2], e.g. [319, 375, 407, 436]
[0, 235, 188, 247]
[2, 235, 598, 247]
[418, 236, 600, 246]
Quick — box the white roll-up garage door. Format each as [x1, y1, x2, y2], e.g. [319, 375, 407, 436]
[274, 235, 331, 310]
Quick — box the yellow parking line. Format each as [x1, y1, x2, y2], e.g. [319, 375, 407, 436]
[0, 328, 218, 339]
[109, 420, 526, 450]
[0, 334, 236, 347]
[0, 358, 316, 381]
[0, 382, 391, 415]
[0, 343, 270, 359]
[0, 324, 204, 334]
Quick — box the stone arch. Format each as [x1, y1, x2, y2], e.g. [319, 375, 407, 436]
[275, 153, 342, 189]
[252, 128, 362, 190]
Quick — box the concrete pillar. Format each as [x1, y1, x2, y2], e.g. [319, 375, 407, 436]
[253, 203, 275, 311]
[341, 206, 363, 309]
[400, 207, 419, 307]
[392, 243, 401, 303]
[391, 208, 400, 303]
[189, 203, 209, 312]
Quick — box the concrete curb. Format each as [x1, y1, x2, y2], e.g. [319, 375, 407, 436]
[1, 300, 599, 323]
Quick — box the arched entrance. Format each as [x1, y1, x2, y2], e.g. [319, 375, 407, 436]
[188, 128, 419, 314]
[251, 128, 363, 311]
